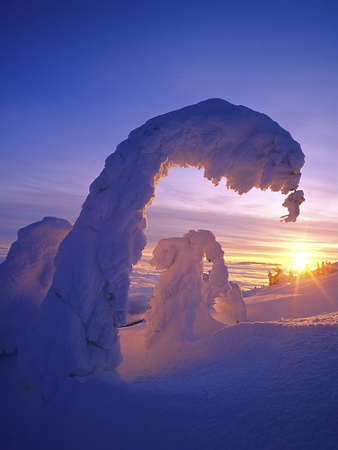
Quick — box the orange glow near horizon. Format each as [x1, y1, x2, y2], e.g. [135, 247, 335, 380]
[145, 166, 337, 276]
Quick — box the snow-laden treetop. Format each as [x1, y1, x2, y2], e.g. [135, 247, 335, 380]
[25, 99, 305, 398]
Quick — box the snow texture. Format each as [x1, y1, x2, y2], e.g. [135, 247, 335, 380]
[2, 273, 338, 450]
[0, 217, 72, 354]
[24, 99, 305, 397]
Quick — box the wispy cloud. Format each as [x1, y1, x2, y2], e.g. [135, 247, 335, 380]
[146, 202, 337, 269]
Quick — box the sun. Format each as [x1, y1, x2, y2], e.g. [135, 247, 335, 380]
[293, 252, 308, 272]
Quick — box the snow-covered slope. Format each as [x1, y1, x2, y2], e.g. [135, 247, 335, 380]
[245, 272, 338, 321]
[1, 273, 338, 449]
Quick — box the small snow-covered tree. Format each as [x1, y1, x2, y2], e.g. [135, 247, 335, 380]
[145, 230, 247, 347]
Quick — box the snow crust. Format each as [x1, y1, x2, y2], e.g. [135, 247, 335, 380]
[24, 99, 305, 397]
[0, 217, 72, 354]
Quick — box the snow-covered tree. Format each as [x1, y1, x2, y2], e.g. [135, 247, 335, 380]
[22, 99, 305, 398]
[146, 229, 247, 347]
[0, 217, 72, 354]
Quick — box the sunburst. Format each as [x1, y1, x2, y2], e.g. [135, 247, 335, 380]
[293, 252, 308, 271]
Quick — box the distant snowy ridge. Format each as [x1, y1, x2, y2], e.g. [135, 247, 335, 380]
[22, 99, 305, 398]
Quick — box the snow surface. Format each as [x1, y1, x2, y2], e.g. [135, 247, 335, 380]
[23, 99, 305, 397]
[1, 273, 338, 449]
[0, 217, 72, 354]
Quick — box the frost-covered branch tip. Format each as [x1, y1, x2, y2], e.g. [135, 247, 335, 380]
[280, 190, 305, 222]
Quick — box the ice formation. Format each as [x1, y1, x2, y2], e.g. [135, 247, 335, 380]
[0, 217, 72, 354]
[145, 230, 246, 347]
[24, 99, 305, 398]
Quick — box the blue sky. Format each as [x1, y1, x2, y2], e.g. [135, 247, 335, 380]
[1, 0, 338, 268]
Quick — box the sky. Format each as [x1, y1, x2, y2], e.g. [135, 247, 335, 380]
[1, 0, 338, 269]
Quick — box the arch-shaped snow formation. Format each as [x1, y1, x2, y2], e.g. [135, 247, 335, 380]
[25, 99, 305, 398]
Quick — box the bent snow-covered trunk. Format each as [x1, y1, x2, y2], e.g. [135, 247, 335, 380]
[23, 99, 305, 398]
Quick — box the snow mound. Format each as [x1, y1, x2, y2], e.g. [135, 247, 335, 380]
[0, 217, 72, 354]
[24, 99, 305, 397]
